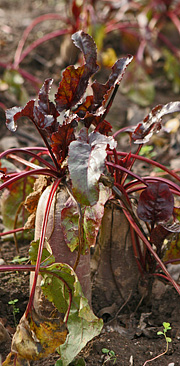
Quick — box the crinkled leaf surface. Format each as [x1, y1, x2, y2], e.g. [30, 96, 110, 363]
[132, 101, 180, 144]
[2, 352, 29, 366]
[30, 242, 103, 364]
[61, 197, 80, 252]
[51, 120, 76, 164]
[29, 238, 55, 266]
[55, 31, 99, 112]
[40, 263, 103, 366]
[1, 177, 35, 231]
[68, 128, 117, 205]
[74, 56, 133, 131]
[61, 184, 112, 252]
[42, 263, 103, 366]
[83, 183, 112, 247]
[11, 311, 67, 360]
[137, 182, 174, 225]
[163, 237, 180, 263]
[5, 100, 35, 132]
[71, 31, 98, 73]
[55, 66, 86, 112]
[5, 79, 59, 136]
[91, 55, 133, 108]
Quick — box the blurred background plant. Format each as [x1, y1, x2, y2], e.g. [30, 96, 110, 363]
[0, 0, 179, 109]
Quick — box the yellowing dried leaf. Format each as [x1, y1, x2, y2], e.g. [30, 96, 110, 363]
[28, 309, 67, 356]
[24, 190, 41, 214]
[101, 48, 117, 68]
[2, 352, 30, 366]
[24, 212, 36, 229]
[24, 176, 48, 213]
[11, 310, 67, 360]
[165, 117, 180, 133]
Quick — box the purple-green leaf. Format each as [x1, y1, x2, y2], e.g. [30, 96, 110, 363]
[68, 128, 116, 206]
[61, 184, 111, 252]
[132, 101, 180, 144]
[71, 30, 98, 73]
[5, 100, 35, 132]
[137, 182, 174, 224]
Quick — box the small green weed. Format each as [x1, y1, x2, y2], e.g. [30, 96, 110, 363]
[139, 145, 156, 159]
[8, 298, 20, 326]
[142, 322, 172, 366]
[11, 256, 29, 264]
[102, 348, 117, 365]
[157, 322, 172, 348]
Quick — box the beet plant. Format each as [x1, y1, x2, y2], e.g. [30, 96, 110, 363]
[0, 30, 180, 366]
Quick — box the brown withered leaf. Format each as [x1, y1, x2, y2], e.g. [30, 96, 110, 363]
[24, 176, 48, 228]
[11, 309, 67, 360]
[24, 212, 36, 230]
[24, 190, 42, 214]
[2, 352, 30, 366]
[25, 175, 48, 213]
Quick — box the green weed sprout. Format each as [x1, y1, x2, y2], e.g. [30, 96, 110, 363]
[8, 299, 20, 327]
[142, 322, 172, 366]
[157, 322, 172, 348]
[102, 348, 117, 365]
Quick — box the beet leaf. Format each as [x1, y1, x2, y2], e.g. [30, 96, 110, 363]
[132, 101, 180, 143]
[68, 127, 117, 205]
[137, 182, 174, 225]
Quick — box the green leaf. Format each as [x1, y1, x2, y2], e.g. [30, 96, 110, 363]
[102, 348, 109, 354]
[109, 350, 115, 356]
[61, 198, 80, 252]
[0, 176, 35, 238]
[69, 357, 86, 366]
[83, 184, 111, 248]
[166, 337, 172, 343]
[157, 331, 163, 335]
[68, 128, 116, 205]
[29, 239, 55, 266]
[40, 263, 103, 366]
[11, 256, 29, 264]
[55, 360, 63, 366]
[61, 184, 111, 253]
[163, 322, 171, 330]
[163, 237, 180, 263]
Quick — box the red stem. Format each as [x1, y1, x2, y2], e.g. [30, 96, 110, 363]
[124, 177, 180, 198]
[168, 11, 180, 34]
[0, 227, 25, 237]
[123, 209, 180, 295]
[106, 161, 148, 186]
[0, 168, 58, 191]
[0, 264, 72, 323]
[115, 182, 145, 273]
[17, 67, 42, 89]
[25, 178, 61, 317]
[13, 13, 72, 68]
[158, 32, 180, 58]
[17, 29, 71, 66]
[107, 151, 180, 183]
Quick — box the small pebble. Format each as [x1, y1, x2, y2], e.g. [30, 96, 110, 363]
[0, 258, 5, 265]
[168, 363, 175, 366]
